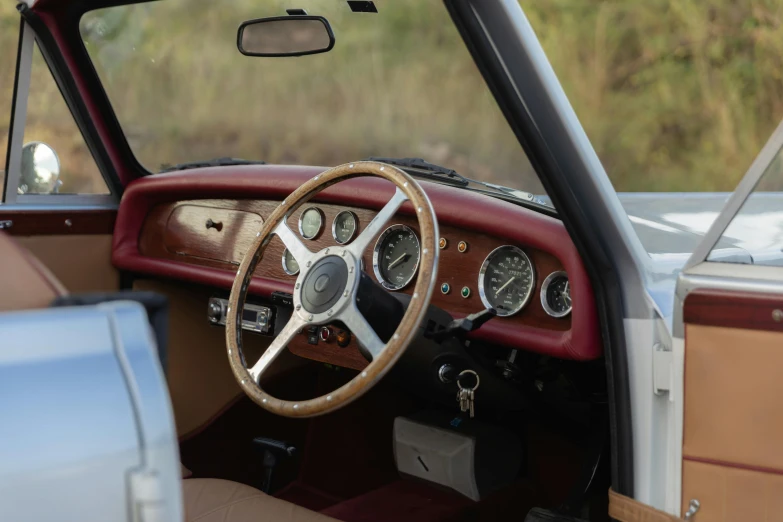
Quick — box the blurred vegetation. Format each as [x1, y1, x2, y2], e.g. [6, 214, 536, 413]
[2, 0, 783, 195]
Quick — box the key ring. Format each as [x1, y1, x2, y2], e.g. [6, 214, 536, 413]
[457, 369, 480, 391]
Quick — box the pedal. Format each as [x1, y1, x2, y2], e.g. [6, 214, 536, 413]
[524, 507, 588, 522]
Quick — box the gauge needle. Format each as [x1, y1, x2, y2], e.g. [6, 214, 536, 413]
[495, 277, 516, 297]
[388, 253, 409, 270]
[562, 281, 572, 306]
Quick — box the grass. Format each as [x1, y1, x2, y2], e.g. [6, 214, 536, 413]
[2, 0, 783, 195]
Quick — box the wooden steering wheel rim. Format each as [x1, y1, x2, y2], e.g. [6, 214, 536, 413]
[226, 161, 439, 417]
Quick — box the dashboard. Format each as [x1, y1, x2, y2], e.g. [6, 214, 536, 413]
[112, 165, 601, 367]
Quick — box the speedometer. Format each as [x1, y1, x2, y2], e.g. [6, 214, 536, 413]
[478, 245, 535, 316]
[373, 224, 420, 290]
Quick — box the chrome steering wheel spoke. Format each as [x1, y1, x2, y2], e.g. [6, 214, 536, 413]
[347, 187, 408, 258]
[274, 219, 313, 267]
[337, 301, 385, 361]
[248, 314, 306, 383]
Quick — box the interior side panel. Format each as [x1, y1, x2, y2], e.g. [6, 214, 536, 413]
[682, 289, 783, 520]
[133, 279, 307, 438]
[682, 460, 783, 522]
[684, 324, 783, 471]
[17, 235, 118, 292]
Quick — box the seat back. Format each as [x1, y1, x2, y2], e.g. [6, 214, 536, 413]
[0, 301, 182, 522]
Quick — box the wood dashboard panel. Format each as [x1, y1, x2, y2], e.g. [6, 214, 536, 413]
[139, 198, 572, 369]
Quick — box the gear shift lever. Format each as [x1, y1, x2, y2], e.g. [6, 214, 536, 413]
[252, 437, 297, 493]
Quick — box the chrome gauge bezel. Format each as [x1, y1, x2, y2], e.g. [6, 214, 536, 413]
[478, 245, 536, 317]
[372, 224, 420, 291]
[332, 210, 358, 244]
[298, 207, 324, 240]
[281, 248, 300, 276]
[540, 270, 571, 318]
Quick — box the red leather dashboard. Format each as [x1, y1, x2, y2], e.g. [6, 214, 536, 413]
[113, 166, 601, 360]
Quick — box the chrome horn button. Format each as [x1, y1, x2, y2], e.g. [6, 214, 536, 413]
[293, 247, 359, 324]
[301, 256, 348, 314]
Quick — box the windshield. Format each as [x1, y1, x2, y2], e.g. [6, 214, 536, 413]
[80, 0, 544, 196]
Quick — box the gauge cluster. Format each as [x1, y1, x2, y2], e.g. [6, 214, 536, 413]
[285, 205, 571, 323]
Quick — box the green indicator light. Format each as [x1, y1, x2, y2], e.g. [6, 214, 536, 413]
[461, 286, 471, 298]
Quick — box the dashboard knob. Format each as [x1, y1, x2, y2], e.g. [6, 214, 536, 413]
[208, 301, 223, 323]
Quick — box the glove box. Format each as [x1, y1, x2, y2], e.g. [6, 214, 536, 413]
[393, 411, 522, 501]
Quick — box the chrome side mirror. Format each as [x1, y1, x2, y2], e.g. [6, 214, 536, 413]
[18, 142, 61, 195]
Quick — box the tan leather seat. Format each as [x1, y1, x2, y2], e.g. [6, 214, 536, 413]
[183, 479, 339, 522]
[0, 231, 67, 311]
[0, 231, 332, 521]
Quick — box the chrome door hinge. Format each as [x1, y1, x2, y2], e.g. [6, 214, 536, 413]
[0, 220, 12, 230]
[653, 343, 673, 395]
[129, 469, 165, 522]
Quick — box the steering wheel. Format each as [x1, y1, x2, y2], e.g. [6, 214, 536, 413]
[226, 161, 439, 417]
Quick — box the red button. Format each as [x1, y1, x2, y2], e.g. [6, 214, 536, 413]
[319, 326, 332, 342]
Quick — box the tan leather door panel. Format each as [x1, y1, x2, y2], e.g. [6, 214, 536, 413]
[17, 235, 118, 293]
[0, 209, 118, 293]
[682, 289, 783, 521]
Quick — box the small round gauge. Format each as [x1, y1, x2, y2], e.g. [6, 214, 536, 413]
[478, 245, 536, 317]
[298, 207, 324, 240]
[282, 248, 300, 275]
[373, 224, 420, 290]
[332, 210, 358, 244]
[541, 271, 572, 318]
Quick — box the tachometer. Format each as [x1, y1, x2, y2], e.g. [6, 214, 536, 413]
[373, 224, 420, 290]
[478, 245, 535, 316]
[541, 271, 571, 318]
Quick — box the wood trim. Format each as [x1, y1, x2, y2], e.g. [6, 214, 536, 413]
[139, 198, 571, 371]
[0, 209, 116, 235]
[684, 455, 783, 477]
[139, 200, 571, 331]
[684, 288, 783, 332]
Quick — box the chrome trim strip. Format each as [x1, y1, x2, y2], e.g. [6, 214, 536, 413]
[3, 22, 34, 205]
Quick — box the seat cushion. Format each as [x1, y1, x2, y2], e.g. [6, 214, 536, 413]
[0, 231, 66, 312]
[183, 478, 340, 522]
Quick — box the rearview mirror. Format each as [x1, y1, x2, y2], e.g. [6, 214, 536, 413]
[237, 16, 334, 57]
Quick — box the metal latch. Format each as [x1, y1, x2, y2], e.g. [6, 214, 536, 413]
[684, 499, 700, 520]
[130, 470, 165, 522]
[0, 220, 12, 230]
[653, 343, 673, 395]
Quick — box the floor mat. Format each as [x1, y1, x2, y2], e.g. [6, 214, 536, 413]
[276, 480, 343, 512]
[295, 369, 418, 499]
[320, 480, 472, 522]
[179, 366, 319, 492]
